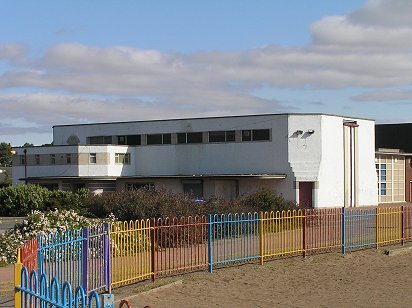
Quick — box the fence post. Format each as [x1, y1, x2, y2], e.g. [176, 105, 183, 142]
[401, 206, 404, 246]
[376, 208, 379, 249]
[208, 214, 213, 273]
[103, 223, 111, 293]
[302, 210, 306, 258]
[341, 207, 345, 255]
[259, 212, 264, 265]
[151, 218, 156, 282]
[14, 248, 22, 308]
[37, 235, 43, 276]
[82, 227, 89, 295]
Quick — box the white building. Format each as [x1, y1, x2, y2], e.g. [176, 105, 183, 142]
[12, 113, 378, 208]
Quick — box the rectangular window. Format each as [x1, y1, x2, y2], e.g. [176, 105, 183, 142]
[178, 132, 203, 144]
[115, 153, 130, 164]
[380, 164, 386, 181]
[162, 133, 172, 144]
[89, 153, 97, 164]
[242, 129, 270, 142]
[242, 130, 252, 141]
[125, 183, 155, 190]
[117, 135, 126, 145]
[147, 134, 163, 145]
[35, 154, 40, 165]
[66, 154, 71, 164]
[187, 132, 203, 143]
[20, 155, 25, 165]
[147, 133, 172, 145]
[380, 183, 387, 195]
[126, 135, 141, 145]
[177, 133, 187, 144]
[183, 180, 203, 200]
[252, 129, 270, 141]
[209, 130, 236, 143]
[89, 136, 112, 144]
[50, 154, 56, 165]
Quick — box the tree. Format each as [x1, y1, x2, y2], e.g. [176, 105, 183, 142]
[0, 143, 12, 167]
[23, 142, 34, 147]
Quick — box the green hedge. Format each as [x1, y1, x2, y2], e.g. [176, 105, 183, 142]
[0, 185, 88, 216]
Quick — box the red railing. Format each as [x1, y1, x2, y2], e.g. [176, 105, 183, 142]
[153, 215, 208, 277]
[20, 237, 38, 274]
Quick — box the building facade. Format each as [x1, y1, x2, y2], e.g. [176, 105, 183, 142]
[12, 114, 378, 208]
[375, 123, 412, 203]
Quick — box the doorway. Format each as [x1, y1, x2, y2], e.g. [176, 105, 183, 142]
[299, 182, 313, 208]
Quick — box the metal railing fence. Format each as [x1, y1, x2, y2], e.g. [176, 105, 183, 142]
[16, 204, 412, 295]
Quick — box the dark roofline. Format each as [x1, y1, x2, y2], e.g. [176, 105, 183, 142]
[52, 113, 374, 128]
[21, 173, 287, 181]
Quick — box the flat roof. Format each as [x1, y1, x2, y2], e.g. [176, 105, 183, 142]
[52, 113, 374, 128]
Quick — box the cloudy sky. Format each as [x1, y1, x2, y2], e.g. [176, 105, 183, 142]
[2, 0, 412, 146]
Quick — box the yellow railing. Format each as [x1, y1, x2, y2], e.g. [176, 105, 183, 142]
[110, 219, 153, 288]
[260, 210, 304, 262]
[376, 207, 403, 246]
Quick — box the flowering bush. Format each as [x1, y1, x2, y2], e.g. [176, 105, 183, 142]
[0, 209, 115, 265]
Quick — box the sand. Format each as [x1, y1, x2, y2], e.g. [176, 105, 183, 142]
[114, 246, 412, 308]
[2, 246, 412, 308]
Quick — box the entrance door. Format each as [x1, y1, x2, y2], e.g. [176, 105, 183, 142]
[299, 182, 313, 208]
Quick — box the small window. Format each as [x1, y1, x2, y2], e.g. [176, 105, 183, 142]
[209, 131, 226, 142]
[115, 153, 130, 164]
[89, 153, 97, 164]
[66, 154, 72, 164]
[89, 136, 112, 144]
[380, 164, 386, 181]
[242, 129, 270, 142]
[183, 180, 203, 200]
[252, 129, 270, 141]
[177, 133, 187, 144]
[117, 136, 126, 145]
[147, 134, 163, 145]
[163, 133, 171, 144]
[242, 130, 252, 141]
[50, 154, 56, 165]
[380, 183, 387, 196]
[127, 135, 141, 145]
[187, 132, 203, 143]
[125, 183, 155, 190]
[20, 155, 25, 165]
[35, 154, 40, 165]
[209, 130, 236, 143]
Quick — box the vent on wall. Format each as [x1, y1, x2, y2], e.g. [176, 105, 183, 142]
[67, 135, 80, 145]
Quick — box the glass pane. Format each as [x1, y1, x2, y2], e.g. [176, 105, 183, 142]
[252, 129, 270, 141]
[147, 134, 163, 145]
[209, 131, 226, 142]
[187, 132, 202, 143]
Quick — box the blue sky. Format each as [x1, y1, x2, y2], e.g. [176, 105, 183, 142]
[1, 0, 412, 146]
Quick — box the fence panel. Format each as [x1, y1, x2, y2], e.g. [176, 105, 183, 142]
[377, 206, 402, 246]
[110, 220, 152, 288]
[305, 208, 341, 254]
[344, 208, 376, 251]
[261, 210, 304, 260]
[17, 266, 100, 308]
[404, 206, 412, 241]
[38, 229, 85, 294]
[88, 224, 110, 293]
[20, 237, 39, 274]
[209, 213, 260, 270]
[154, 216, 208, 277]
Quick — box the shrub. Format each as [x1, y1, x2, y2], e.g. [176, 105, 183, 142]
[0, 209, 115, 264]
[0, 185, 89, 216]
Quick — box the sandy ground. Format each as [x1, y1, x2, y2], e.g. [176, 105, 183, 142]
[2, 245, 412, 308]
[114, 246, 412, 308]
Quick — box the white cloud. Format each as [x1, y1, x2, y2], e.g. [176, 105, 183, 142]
[352, 90, 412, 102]
[3, 0, 412, 144]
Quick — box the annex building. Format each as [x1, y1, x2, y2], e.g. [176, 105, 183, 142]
[12, 113, 378, 208]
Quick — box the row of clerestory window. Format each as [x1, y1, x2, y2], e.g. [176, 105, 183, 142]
[87, 129, 271, 145]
